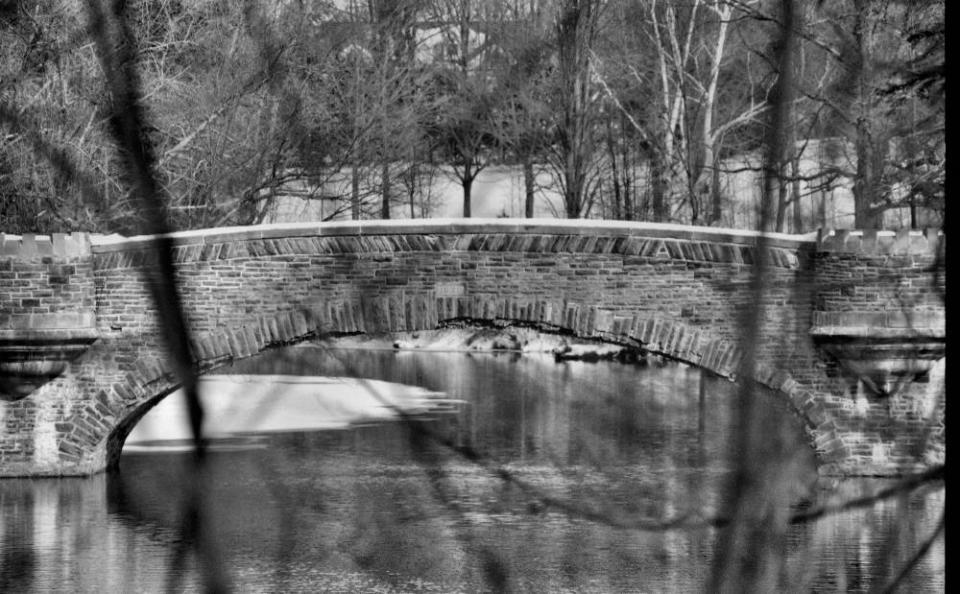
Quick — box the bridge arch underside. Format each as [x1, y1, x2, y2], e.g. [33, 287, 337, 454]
[3, 224, 943, 477]
[52, 310, 841, 478]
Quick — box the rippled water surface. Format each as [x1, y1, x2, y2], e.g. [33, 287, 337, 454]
[0, 347, 944, 592]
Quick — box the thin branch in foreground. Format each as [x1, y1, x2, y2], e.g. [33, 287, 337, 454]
[788, 465, 944, 525]
[84, 0, 224, 591]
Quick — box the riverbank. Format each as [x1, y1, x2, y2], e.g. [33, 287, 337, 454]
[310, 324, 644, 362]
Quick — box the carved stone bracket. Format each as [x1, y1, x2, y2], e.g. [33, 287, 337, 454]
[811, 324, 945, 397]
[0, 316, 99, 401]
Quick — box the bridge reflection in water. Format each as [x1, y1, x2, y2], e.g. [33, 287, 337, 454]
[0, 348, 944, 592]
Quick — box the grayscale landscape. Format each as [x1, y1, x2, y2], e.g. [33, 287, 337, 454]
[1, 1, 944, 592]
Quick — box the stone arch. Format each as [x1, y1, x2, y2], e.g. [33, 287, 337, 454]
[61, 298, 845, 474]
[62, 309, 319, 472]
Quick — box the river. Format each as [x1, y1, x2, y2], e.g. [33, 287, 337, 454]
[0, 346, 944, 592]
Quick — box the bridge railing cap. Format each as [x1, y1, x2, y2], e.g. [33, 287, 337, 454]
[86, 218, 818, 252]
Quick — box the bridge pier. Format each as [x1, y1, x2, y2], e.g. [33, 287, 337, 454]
[0, 221, 944, 477]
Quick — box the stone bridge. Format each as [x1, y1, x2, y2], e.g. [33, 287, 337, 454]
[0, 220, 945, 477]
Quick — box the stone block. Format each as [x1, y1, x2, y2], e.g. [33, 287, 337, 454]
[923, 228, 943, 254]
[280, 313, 297, 340]
[685, 330, 703, 359]
[664, 240, 684, 260]
[700, 340, 718, 370]
[244, 325, 261, 352]
[611, 315, 630, 338]
[112, 382, 133, 401]
[20, 235, 38, 259]
[664, 324, 682, 355]
[58, 440, 83, 457]
[338, 302, 354, 333]
[228, 328, 248, 357]
[402, 298, 416, 330]
[291, 310, 309, 337]
[133, 359, 156, 382]
[892, 228, 912, 255]
[593, 309, 614, 334]
[721, 345, 743, 376]
[644, 318, 662, 347]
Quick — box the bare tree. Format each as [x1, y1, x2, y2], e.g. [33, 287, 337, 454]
[424, 0, 503, 217]
[491, 4, 554, 217]
[550, 0, 603, 218]
[794, 0, 944, 228]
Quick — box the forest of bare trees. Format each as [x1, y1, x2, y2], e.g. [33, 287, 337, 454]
[0, 0, 944, 234]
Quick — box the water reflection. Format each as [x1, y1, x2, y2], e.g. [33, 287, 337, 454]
[0, 475, 179, 592]
[0, 348, 944, 592]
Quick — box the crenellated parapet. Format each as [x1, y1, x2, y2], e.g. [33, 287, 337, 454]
[0, 232, 94, 260]
[815, 227, 943, 255]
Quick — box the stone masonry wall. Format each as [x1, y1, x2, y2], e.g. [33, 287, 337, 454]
[0, 221, 945, 476]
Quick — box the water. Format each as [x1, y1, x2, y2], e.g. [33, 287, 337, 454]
[1, 347, 944, 592]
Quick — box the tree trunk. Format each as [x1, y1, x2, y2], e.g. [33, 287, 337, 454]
[710, 160, 722, 225]
[351, 164, 361, 220]
[791, 151, 803, 233]
[651, 151, 667, 222]
[564, 161, 584, 219]
[462, 172, 473, 218]
[698, 1, 730, 226]
[691, 182, 701, 225]
[556, 0, 598, 220]
[775, 167, 788, 232]
[406, 161, 418, 219]
[606, 125, 622, 219]
[523, 158, 535, 217]
[819, 186, 827, 229]
[622, 133, 634, 221]
[852, 0, 881, 230]
[380, 161, 390, 219]
[854, 133, 882, 229]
